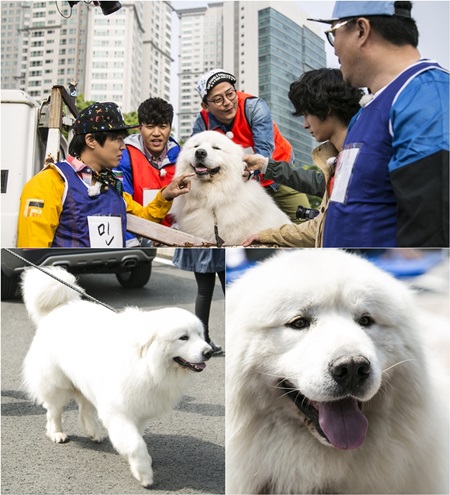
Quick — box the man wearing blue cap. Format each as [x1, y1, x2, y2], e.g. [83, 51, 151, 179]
[309, 1, 449, 247]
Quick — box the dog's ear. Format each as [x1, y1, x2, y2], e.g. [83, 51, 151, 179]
[139, 336, 155, 358]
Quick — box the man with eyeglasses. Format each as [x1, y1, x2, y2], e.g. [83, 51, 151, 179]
[192, 68, 311, 223]
[309, 1, 449, 247]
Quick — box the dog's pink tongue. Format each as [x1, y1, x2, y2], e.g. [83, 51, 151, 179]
[318, 398, 368, 450]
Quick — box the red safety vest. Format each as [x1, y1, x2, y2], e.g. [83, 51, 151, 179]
[127, 145, 176, 226]
[201, 91, 293, 187]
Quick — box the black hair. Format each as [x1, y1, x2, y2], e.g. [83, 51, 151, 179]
[138, 97, 174, 126]
[288, 68, 363, 125]
[345, 2, 419, 48]
[68, 130, 128, 158]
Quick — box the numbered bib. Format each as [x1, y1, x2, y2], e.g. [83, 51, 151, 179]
[87, 216, 123, 247]
[330, 145, 362, 204]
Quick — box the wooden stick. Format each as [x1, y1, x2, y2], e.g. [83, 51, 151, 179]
[126, 214, 214, 247]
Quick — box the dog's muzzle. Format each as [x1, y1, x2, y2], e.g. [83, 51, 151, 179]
[279, 378, 369, 451]
[191, 148, 220, 176]
[173, 348, 212, 372]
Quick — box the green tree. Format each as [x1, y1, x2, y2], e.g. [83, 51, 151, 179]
[123, 110, 139, 134]
[75, 96, 140, 134]
[75, 93, 95, 111]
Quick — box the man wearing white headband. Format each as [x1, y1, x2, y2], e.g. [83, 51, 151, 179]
[309, 1, 449, 247]
[193, 68, 312, 223]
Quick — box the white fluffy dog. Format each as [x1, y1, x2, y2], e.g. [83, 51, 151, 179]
[21, 267, 212, 488]
[226, 249, 449, 494]
[171, 131, 291, 245]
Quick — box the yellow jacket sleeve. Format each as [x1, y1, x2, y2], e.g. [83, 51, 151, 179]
[124, 189, 172, 223]
[17, 166, 65, 248]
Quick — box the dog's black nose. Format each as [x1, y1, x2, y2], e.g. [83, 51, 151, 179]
[195, 148, 207, 160]
[329, 355, 371, 390]
[203, 348, 213, 360]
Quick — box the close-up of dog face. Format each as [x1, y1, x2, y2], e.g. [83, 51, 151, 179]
[226, 249, 424, 450]
[176, 130, 245, 182]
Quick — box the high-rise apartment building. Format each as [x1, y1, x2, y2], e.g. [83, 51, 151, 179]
[176, 2, 224, 142]
[1, 1, 173, 113]
[176, 1, 326, 165]
[1, 1, 88, 100]
[84, 1, 144, 111]
[141, 1, 174, 104]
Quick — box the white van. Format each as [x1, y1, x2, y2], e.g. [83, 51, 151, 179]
[1, 90, 46, 247]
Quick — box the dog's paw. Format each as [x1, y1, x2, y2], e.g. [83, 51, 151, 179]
[130, 460, 153, 488]
[136, 469, 153, 488]
[141, 477, 154, 489]
[89, 432, 105, 443]
[47, 432, 69, 443]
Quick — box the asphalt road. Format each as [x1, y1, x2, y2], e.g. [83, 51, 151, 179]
[1, 252, 225, 495]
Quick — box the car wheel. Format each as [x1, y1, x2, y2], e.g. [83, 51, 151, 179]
[1, 270, 18, 300]
[115, 262, 152, 289]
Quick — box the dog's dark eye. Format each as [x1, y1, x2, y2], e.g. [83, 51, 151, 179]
[212, 146, 221, 151]
[179, 335, 189, 341]
[357, 315, 375, 327]
[286, 317, 310, 330]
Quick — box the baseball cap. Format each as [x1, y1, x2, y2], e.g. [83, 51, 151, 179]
[307, 1, 412, 24]
[73, 102, 137, 135]
[196, 69, 237, 100]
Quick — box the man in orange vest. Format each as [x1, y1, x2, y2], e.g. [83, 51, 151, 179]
[117, 98, 180, 242]
[193, 69, 310, 222]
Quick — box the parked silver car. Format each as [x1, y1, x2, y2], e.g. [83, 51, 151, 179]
[1, 247, 156, 299]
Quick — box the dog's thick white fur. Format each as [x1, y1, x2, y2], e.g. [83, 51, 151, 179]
[226, 249, 449, 494]
[21, 267, 212, 488]
[171, 131, 291, 245]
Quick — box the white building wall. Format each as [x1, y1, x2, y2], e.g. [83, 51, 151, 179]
[176, 3, 223, 143]
[84, 2, 144, 113]
[141, 1, 173, 103]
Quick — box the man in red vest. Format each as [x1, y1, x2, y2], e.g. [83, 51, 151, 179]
[117, 98, 180, 241]
[193, 69, 310, 222]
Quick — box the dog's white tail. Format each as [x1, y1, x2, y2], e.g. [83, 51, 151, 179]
[21, 267, 84, 326]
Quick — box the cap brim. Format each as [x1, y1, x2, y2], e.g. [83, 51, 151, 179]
[74, 124, 139, 135]
[307, 17, 336, 24]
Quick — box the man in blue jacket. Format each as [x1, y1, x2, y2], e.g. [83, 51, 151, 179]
[309, 1, 449, 247]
